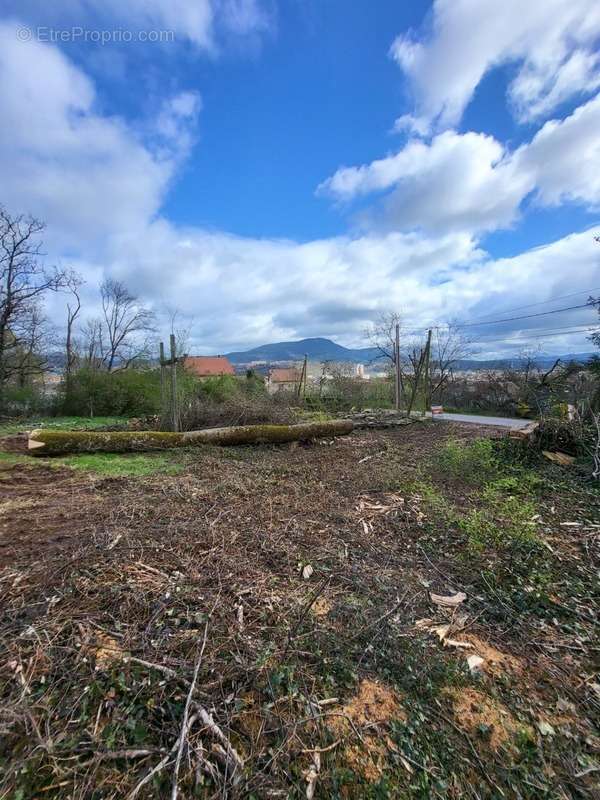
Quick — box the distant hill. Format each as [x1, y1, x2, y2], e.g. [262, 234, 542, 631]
[225, 337, 596, 369]
[454, 353, 597, 370]
[225, 337, 381, 364]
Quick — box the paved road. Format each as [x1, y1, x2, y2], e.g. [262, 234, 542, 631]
[434, 412, 531, 429]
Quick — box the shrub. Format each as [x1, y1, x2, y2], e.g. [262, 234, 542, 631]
[1, 385, 54, 417]
[62, 367, 162, 417]
[178, 374, 296, 430]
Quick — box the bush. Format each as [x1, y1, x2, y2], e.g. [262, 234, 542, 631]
[62, 367, 162, 417]
[177, 371, 296, 429]
[179, 393, 296, 429]
[1, 385, 54, 417]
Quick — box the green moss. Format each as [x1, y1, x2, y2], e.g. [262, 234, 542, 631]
[29, 429, 184, 455]
[29, 420, 354, 455]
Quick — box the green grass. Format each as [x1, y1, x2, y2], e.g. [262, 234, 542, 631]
[0, 414, 190, 476]
[0, 451, 28, 467]
[0, 416, 128, 436]
[0, 449, 187, 477]
[58, 452, 187, 477]
[436, 437, 500, 484]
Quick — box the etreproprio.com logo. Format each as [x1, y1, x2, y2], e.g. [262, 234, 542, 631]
[17, 26, 175, 44]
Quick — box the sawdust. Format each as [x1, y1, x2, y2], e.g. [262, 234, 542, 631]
[236, 692, 266, 748]
[92, 632, 124, 670]
[339, 678, 404, 728]
[329, 679, 405, 782]
[448, 688, 530, 751]
[311, 596, 333, 617]
[342, 740, 388, 783]
[465, 635, 524, 676]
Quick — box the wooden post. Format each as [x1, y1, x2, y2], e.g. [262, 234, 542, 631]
[170, 333, 178, 432]
[159, 341, 166, 416]
[394, 323, 401, 412]
[303, 354, 308, 398]
[423, 329, 432, 415]
[297, 354, 308, 398]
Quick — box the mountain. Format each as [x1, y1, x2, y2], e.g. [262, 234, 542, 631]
[225, 337, 380, 364]
[225, 337, 597, 369]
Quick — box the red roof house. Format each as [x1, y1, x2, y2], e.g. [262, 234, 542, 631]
[184, 356, 235, 378]
[267, 367, 301, 392]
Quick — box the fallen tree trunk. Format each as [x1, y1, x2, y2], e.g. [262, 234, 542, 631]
[28, 420, 354, 456]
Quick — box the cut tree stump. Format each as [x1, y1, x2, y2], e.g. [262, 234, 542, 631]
[27, 420, 354, 456]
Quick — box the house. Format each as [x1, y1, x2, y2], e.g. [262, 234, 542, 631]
[183, 355, 235, 379]
[267, 366, 301, 393]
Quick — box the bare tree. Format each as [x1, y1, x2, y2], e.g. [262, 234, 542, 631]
[100, 278, 156, 370]
[64, 272, 84, 389]
[81, 318, 104, 368]
[428, 323, 475, 401]
[9, 303, 52, 388]
[0, 206, 69, 406]
[365, 311, 402, 368]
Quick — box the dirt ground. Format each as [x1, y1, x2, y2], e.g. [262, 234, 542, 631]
[0, 422, 598, 798]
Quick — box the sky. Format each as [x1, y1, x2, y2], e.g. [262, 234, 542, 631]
[1, 0, 600, 358]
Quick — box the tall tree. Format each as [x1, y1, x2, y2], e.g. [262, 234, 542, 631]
[64, 272, 83, 391]
[100, 278, 156, 370]
[0, 207, 69, 407]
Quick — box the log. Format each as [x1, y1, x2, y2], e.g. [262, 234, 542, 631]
[27, 420, 354, 456]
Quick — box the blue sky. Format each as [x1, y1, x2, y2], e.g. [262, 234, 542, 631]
[0, 0, 599, 355]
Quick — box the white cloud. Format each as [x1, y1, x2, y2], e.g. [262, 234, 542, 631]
[96, 221, 599, 356]
[318, 131, 530, 234]
[319, 94, 600, 235]
[0, 18, 597, 358]
[391, 0, 600, 129]
[0, 23, 199, 247]
[515, 93, 600, 208]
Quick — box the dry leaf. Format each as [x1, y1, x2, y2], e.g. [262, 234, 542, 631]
[430, 591, 467, 607]
[537, 721, 556, 736]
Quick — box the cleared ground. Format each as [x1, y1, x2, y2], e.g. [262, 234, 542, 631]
[0, 420, 598, 798]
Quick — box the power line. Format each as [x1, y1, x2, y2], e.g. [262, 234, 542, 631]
[473, 328, 598, 344]
[449, 302, 594, 330]
[398, 301, 596, 335]
[467, 286, 600, 320]
[475, 324, 597, 341]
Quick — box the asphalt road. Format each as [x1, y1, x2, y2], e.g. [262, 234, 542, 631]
[434, 412, 531, 429]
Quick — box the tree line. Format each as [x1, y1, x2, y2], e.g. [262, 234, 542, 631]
[0, 206, 157, 414]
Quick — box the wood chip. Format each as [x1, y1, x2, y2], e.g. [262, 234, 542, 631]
[430, 591, 467, 607]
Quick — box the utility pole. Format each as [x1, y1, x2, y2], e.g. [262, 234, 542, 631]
[394, 323, 401, 412]
[423, 329, 432, 415]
